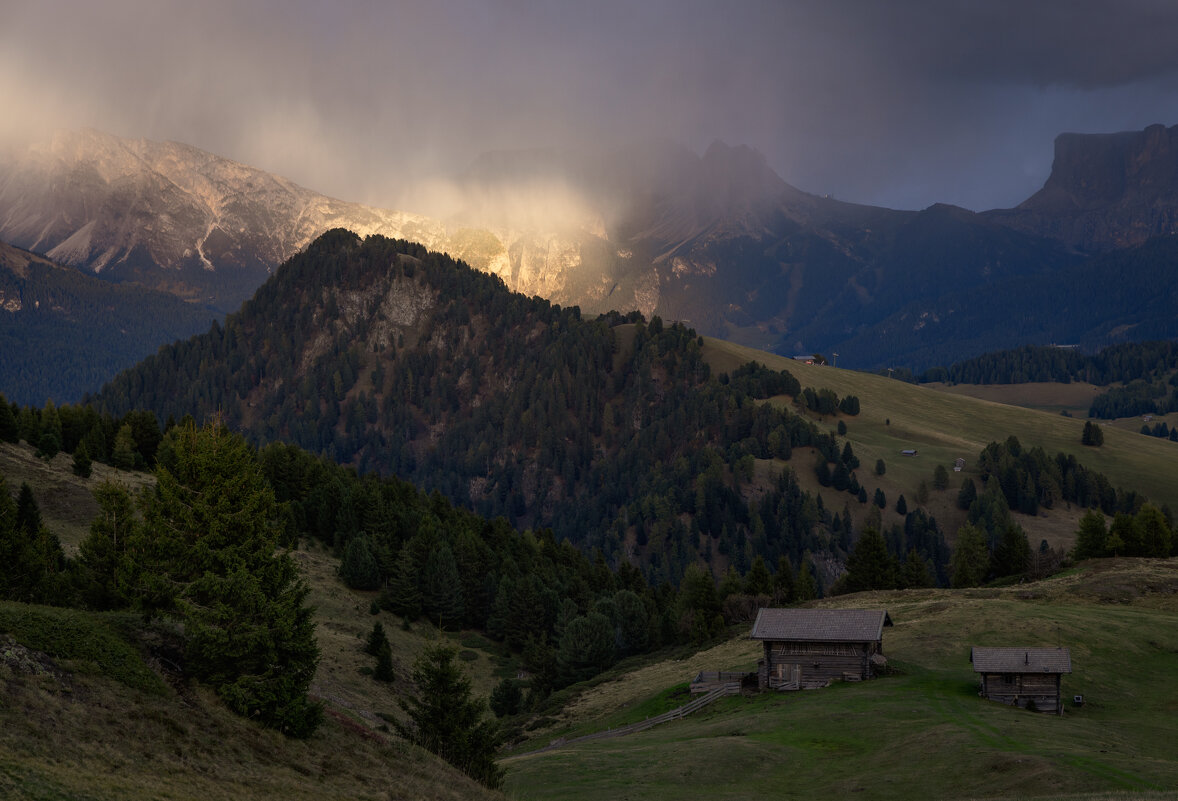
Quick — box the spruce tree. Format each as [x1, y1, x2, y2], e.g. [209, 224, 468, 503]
[950, 523, 990, 588]
[396, 644, 503, 789]
[132, 421, 321, 737]
[794, 558, 818, 601]
[844, 528, 896, 592]
[1073, 509, 1108, 560]
[744, 555, 772, 595]
[72, 441, 93, 478]
[365, 620, 389, 656]
[78, 481, 138, 610]
[932, 464, 950, 491]
[957, 477, 978, 510]
[339, 534, 382, 590]
[374, 640, 396, 682]
[773, 555, 796, 603]
[111, 423, 138, 470]
[900, 548, 934, 588]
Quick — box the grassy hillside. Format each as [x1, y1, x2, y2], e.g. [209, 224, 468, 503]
[702, 339, 1178, 547]
[505, 558, 1178, 801]
[0, 600, 504, 801]
[0, 447, 513, 800]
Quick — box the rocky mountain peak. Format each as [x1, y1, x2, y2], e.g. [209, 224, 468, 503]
[1027, 123, 1178, 212]
[987, 123, 1178, 252]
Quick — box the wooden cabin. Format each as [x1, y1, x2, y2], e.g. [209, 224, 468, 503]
[971, 646, 1072, 714]
[751, 608, 892, 690]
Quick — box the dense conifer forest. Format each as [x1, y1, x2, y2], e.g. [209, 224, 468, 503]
[85, 232, 879, 584]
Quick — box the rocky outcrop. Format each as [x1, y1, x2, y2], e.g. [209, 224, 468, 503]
[987, 123, 1178, 252]
[0, 130, 604, 313]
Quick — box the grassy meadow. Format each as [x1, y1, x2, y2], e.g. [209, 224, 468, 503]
[701, 339, 1178, 550]
[505, 558, 1178, 801]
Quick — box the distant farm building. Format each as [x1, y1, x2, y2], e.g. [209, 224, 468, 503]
[971, 646, 1072, 714]
[751, 608, 892, 690]
[954, 457, 966, 472]
[900, 449, 918, 457]
[792, 355, 815, 365]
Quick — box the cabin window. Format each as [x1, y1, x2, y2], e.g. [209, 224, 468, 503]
[1003, 675, 1014, 684]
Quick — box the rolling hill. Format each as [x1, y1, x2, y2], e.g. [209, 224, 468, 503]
[703, 338, 1178, 520]
[503, 558, 1178, 800]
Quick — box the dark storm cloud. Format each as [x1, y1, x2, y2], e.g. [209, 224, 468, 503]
[2, 0, 1177, 211]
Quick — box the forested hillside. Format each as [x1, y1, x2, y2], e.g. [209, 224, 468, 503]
[88, 231, 879, 584]
[919, 338, 1178, 420]
[834, 235, 1178, 370]
[0, 241, 217, 405]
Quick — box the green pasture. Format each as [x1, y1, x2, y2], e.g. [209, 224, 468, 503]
[701, 338, 1178, 513]
[506, 561, 1178, 801]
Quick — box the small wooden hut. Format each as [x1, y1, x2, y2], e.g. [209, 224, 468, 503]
[971, 646, 1072, 714]
[750, 608, 892, 690]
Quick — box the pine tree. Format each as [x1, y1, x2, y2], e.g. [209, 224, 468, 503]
[373, 639, 396, 682]
[1073, 509, 1109, 560]
[111, 423, 138, 470]
[395, 644, 503, 789]
[132, 421, 321, 737]
[1137, 504, 1172, 557]
[72, 441, 93, 478]
[489, 678, 523, 717]
[78, 481, 138, 609]
[900, 548, 934, 588]
[421, 542, 464, 628]
[950, 523, 990, 588]
[365, 620, 389, 656]
[744, 555, 772, 595]
[795, 558, 818, 601]
[957, 478, 978, 510]
[933, 464, 950, 491]
[773, 555, 795, 603]
[339, 534, 382, 590]
[843, 528, 896, 592]
[1082, 420, 1104, 447]
[385, 542, 423, 620]
[991, 523, 1031, 579]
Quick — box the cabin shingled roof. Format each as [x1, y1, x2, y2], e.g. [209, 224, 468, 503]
[970, 646, 1072, 674]
[750, 608, 892, 643]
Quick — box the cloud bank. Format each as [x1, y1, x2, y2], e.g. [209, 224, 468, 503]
[3, 0, 1178, 211]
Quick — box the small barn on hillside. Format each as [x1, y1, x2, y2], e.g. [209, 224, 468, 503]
[971, 646, 1072, 714]
[751, 608, 892, 690]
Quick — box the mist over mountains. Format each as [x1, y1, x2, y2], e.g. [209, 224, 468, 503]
[2, 123, 1177, 404]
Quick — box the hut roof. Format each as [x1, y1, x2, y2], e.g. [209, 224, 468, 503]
[970, 646, 1072, 674]
[750, 608, 892, 643]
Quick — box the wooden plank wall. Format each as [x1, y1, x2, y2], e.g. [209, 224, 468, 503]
[980, 673, 1062, 713]
[761, 641, 876, 688]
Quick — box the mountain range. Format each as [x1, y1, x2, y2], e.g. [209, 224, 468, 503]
[2, 124, 1177, 403]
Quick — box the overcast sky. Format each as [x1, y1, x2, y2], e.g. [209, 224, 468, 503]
[3, 0, 1177, 211]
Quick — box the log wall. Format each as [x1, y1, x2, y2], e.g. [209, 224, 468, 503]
[979, 672, 1063, 714]
[760, 640, 879, 689]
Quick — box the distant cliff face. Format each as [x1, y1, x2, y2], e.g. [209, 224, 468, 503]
[988, 123, 1178, 252]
